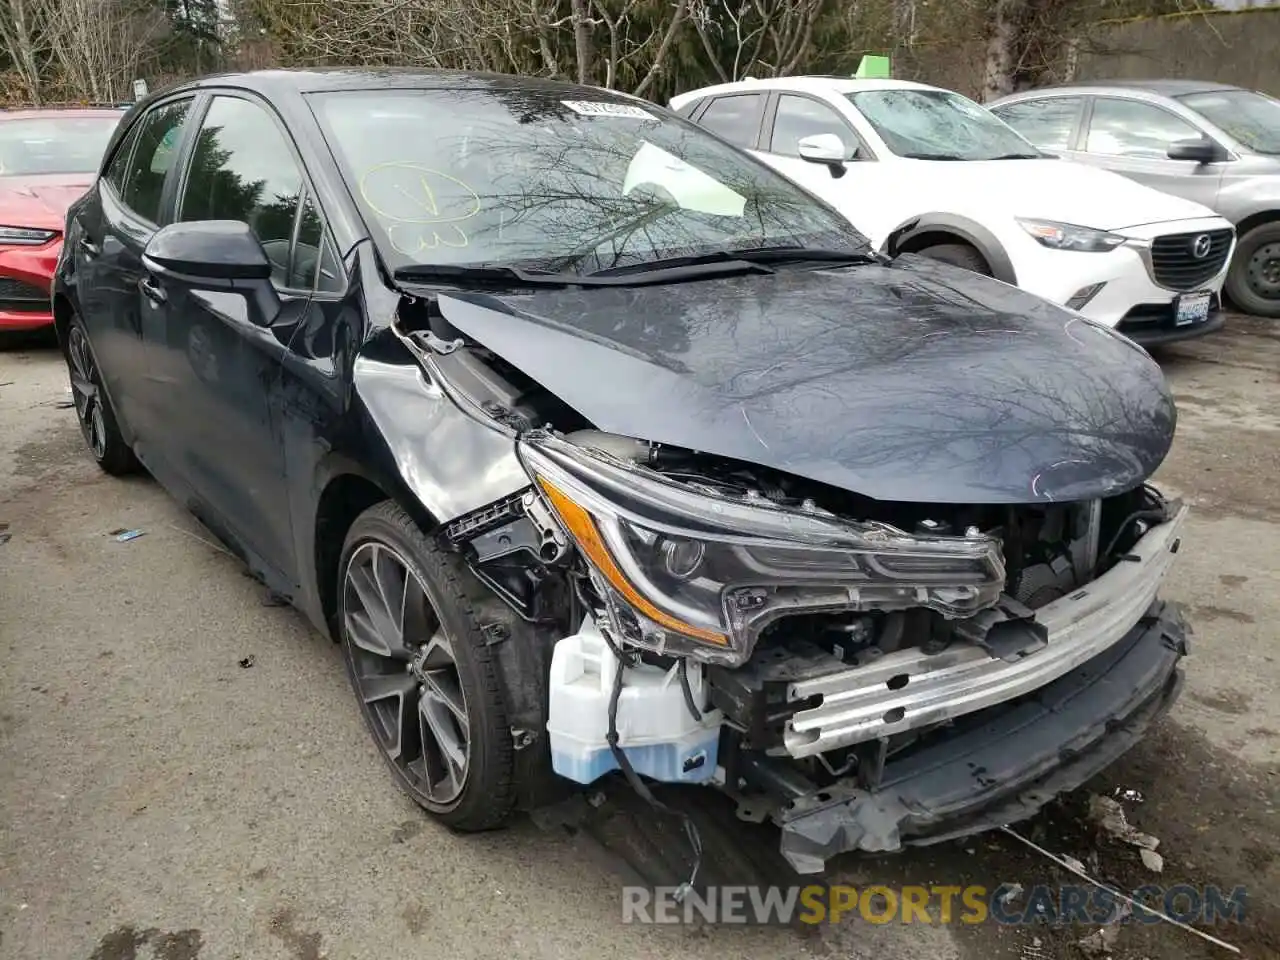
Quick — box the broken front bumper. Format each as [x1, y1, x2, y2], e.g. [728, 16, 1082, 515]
[775, 600, 1188, 873]
[784, 504, 1188, 757]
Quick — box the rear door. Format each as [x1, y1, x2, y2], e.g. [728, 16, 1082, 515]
[1076, 96, 1225, 209]
[71, 96, 195, 442]
[142, 91, 320, 585]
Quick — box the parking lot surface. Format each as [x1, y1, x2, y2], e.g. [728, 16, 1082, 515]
[2, 316, 1278, 960]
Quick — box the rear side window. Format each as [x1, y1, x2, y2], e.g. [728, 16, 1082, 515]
[104, 120, 143, 192]
[179, 95, 305, 287]
[120, 99, 192, 223]
[992, 97, 1082, 151]
[698, 94, 765, 148]
[770, 95, 858, 159]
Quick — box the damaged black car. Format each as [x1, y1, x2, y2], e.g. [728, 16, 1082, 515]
[54, 69, 1189, 876]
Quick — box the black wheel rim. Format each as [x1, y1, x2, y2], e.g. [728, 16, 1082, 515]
[67, 326, 107, 460]
[342, 541, 470, 805]
[1245, 240, 1280, 301]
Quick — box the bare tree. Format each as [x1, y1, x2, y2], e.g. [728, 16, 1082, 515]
[42, 0, 167, 102]
[0, 0, 49, 102]
[982, 0, 1023, 100]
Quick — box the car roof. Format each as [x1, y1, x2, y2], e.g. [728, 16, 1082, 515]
[1002, 79, 1245, 99]
[672, 75, 942, 102]
[153, 67, 653, 102]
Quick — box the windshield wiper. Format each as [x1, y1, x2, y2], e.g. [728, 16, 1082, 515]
[393, 245, 880, 291]
[395, 258, 774, 289]
[392, 264, 580, 287]
[986, 152, 1043, 160]
[900, 152, 966, 160]
[585, 245, 879, 279]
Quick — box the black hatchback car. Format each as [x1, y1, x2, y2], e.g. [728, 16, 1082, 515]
[54, 69, 1190, 876]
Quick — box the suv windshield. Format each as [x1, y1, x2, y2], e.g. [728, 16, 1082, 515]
[847, 89, 1043, 161]
[311, 86, 867, 275]
[0, 115, 120, 176]
[1178, 89, 1280, 155]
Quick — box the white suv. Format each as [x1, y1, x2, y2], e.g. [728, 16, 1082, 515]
[671, 77, 1236, 346]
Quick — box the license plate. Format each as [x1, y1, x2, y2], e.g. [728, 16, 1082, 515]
[1175, 291, 1211, 326]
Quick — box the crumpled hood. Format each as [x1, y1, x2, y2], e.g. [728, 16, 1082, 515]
[0, 174, 93, 230]
[924, 157, 1219, 231]
[429, 256, 1176, 505]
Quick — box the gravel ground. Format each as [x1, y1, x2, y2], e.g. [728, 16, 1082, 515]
[1, 316, 1277, 960]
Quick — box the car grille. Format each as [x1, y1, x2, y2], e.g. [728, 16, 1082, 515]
[1149, 229, 1233, 291]
[0, 277, 49, 313]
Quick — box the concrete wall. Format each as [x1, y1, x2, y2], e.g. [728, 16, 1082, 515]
[1077, 10, 1280, 95]
[900, 9, 1280, 101]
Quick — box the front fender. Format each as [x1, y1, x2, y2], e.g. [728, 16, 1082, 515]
[350, 332, 531, 526]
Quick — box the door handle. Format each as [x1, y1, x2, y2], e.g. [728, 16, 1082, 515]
[139, 275, 168, 305]
[78, 236, 101, 258]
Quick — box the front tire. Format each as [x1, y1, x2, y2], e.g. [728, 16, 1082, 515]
[917, 242, 992, 276]
[338, 501, 515, 831]
[1225, 221, 1280, 318]
[65, 315, 139, 475]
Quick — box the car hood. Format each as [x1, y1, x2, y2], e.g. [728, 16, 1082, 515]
[428, 257, 1176, 505]
[921, 157, 1219, 231]
[0, 173, 93, 231]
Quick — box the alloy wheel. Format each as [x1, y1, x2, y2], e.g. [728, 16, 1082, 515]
[67, 326, 107, 460]
[342, 541, 471, 806]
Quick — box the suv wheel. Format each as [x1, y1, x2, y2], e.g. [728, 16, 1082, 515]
[338, 501, 515, 831]
[917, 242, 992, 277]
[1226, 221, 1280, 318]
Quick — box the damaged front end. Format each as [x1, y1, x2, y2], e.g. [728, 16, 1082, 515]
[441, 424, 1188, 875]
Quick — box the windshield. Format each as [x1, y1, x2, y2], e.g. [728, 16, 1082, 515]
[310, 86, 867, 275]
[1178, 89, 1280, 155]
[846, 89, 1043, 161]
[0, 115, 120, 176]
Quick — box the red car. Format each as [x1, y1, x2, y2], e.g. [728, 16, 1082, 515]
[0, 108, 123, 333]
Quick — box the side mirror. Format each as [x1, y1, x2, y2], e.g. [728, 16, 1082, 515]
[142, 220, 280, 326]
[798, 133, 853, 179]
[798, 133, 849, 165]
[1166, 137, 1224, 164]
[143, 220, 272, 282]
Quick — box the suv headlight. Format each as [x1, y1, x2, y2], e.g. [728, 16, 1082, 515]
[518, 432, 1005, 666]
[1017, 217, 1125, 253]
[0, 225, 57, 246]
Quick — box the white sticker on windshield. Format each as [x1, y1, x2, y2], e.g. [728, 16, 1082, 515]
[562, 100, 655, 120]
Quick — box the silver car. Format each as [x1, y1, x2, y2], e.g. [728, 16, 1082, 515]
[990, 80, 1280, 318]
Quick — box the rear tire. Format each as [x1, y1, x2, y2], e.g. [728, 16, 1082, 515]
[1225, 221, 1280, 318]
[917, 242, 992, 277]
[338, 500, 515, 832]
[64, 314, 139, 475]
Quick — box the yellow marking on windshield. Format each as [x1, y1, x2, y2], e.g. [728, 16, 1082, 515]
[358, 161, 481, 225]
[388, 222, 471, 254]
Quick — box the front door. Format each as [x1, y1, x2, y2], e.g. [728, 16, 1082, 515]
[750, 93, 894, 246]
[140, 92, 315, 586]
[1076, 96, 1225, 211]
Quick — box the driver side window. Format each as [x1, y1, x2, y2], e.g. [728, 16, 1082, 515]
[179, 95, 321, 290]
[769, 95, 860, 160]
[1085, 98, 1202, 159]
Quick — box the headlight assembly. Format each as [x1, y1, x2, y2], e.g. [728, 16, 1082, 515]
[1017, 217, 1125, 253]
[0, 225, 57, 246]
[519, 432, 1006, 667]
